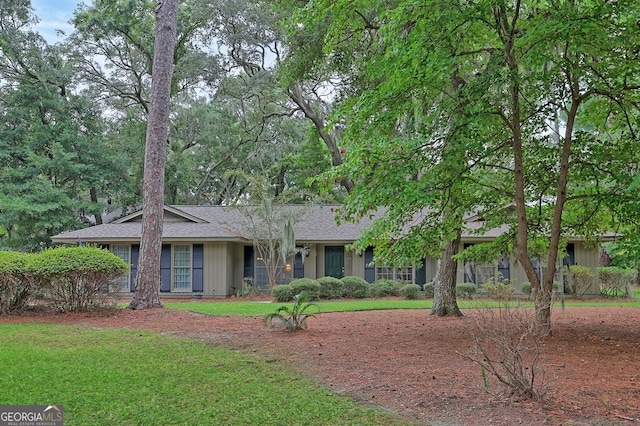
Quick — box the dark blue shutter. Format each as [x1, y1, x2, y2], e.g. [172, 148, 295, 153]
[243, 246, 254, 279]
[192, 244, 203, 292]
[415, 258, 427, 288]
[293, 252, 304, 278]
[130, 245, 140, 292]
[160, 244, 171, 292]
[364, 247, 375, 283]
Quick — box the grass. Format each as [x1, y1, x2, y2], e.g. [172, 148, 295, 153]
[165, 296, 640, 317]
[0, 324, 409, 426]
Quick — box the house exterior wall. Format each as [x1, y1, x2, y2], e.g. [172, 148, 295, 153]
[203, 241, 234, 298]
[453, 240, 602, 296]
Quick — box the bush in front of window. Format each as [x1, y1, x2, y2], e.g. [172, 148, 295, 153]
[399, 284, 422, 300]
[341, 276, 369, 298]
[369, 279, 396, 297]
[455, 283, 477, 299]
[289, 278, 321, 301]
[423, 282, 434, 297]
[317, 276, 344, 299]
[0, 251, 34, 315]
[271, 284, 294, 302]
[26, 247, 128, 312]
[520, 282, 532, 295]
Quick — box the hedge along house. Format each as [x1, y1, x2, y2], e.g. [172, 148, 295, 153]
[50, 204, 607, 297]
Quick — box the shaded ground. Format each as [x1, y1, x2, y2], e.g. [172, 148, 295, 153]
[3, 302, 639, 425]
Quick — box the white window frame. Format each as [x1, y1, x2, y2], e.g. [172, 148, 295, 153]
[375, 265, 415, 283]
[111, 245, 131, 292]
[172, 244, 192, 292]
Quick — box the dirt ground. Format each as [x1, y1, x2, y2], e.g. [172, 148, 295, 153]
[2, 301, 639, 426]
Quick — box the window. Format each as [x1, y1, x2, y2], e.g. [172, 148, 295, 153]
[111, 245, 130, 291]
[375, 265, 414, 283]
[172, 245, 192, 291]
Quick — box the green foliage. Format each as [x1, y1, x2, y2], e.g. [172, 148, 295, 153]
[483, 276, 515, 301]
[598, 267, 636, 298]
[271, 284, 294, 302]
[567, 266, 595, 298]
[264, 291, 320, 332]
[456, 283, 477, 299]
[423, 283, 434, 297]
[317, 276, 344, 299]
[399, 284, 421, 300]
[26, 247, 128, 312]
[369, 279, 404, 297]
[341, 276, 369, 298]
[0, 251, 33, 314]
[520, 282, 532, 295]
[289, 278, 321, 301]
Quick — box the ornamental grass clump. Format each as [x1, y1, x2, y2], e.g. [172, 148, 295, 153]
[264, 291, 319, 332]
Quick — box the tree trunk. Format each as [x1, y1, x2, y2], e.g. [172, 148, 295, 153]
[129, 0, 178, 310]
[431, 229, 463, 317]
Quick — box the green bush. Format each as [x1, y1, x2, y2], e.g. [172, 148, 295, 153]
[483, 276, 515, 301]
[567, 265, 595, 297]
[271, 285, 294, 302]
[520, 282, 532, 295]
[369, 280, 395, 297]
[0, 251, 33, 314]
[423, 283, 434, 297]
[26, 247, 128, 312]
[289, 278, 320, 301]
[317, 276, 344, 299]
[598, 266, 636, 298]
[341, 276, 369, 298]
[399, 284, 422, 300]
[456, 283, 477, 298]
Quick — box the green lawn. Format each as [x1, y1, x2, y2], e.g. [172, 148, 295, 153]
[0, 324, 409, 426]
[164, 296, 640, 317]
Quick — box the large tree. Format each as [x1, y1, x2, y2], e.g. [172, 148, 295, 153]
[0, 1, 125, 250]
[128, 0, 179, 310]
[284, 0, 640, 331]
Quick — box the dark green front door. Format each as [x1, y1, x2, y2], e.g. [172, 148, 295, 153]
[325, 246, 344, 278]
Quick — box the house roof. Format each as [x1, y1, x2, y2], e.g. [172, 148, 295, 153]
[51, 204, 380, 244]
[51, 204, 614, 245]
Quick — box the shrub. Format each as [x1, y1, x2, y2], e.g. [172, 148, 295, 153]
[264, 291, 319, 332]
[26, 247, 128, 312]
[317, 276, 344, 299]
[271, 285, 294, 302]
[0, 251, 33, 314]
[423, 283, 434, 297]
[369, 280, 395, 297]
[519, 281, 562, 298]
[483, 276, 515, 301]
[598, 267, 636, 298]
[567, 265, 595, 297]
[399, 284, 422, 300]
[461, 302, 550, 400]
[341, 276, 369, 298]
[456, 283, 477, 298]
[289, 278, 320, 301]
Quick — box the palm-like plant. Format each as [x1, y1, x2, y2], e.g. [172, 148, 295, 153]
[264, 291, 319, 332]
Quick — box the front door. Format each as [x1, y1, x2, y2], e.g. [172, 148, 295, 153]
[325, 246, 344, 278]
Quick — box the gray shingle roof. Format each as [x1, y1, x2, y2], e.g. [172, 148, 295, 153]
[51, 204, 379, 244]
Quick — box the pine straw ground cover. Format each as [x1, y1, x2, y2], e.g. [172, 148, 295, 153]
[2, 301, 639, 425]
